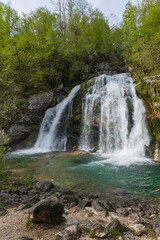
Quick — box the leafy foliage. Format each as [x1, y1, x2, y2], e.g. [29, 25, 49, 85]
[121, 0, 160, 75]
[0, 0, 123, 98]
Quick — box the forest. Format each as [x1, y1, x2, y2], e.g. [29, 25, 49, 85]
[0, 0, 159, 95]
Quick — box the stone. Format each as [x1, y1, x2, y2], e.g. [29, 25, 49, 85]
[28, 92, 54, 111]
[66, 136, 79, 151]
[9, 124, 31, 142]
[90, 223, 107, 239]
[116, 207, 129, 216]
[29, 196, 64, 224]
[65, 218, 79, 226]
[36, 181, 54, 192]
[154, 142, 160, 161]
[123, 231, 136, 240]
[150, 214, 160, 236]
[57, 224, 81, 240]
[109, 212, 124, 221]
[129, 213, 141, 223]
[108, 219, 124, 233]
[128, 223, 146, 236]
[92, 200, 107, 217]
[60, 195, 79, 206]
[28, 91, 64, 111]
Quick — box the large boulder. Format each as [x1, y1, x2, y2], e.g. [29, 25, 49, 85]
[29, 196, 64, 224]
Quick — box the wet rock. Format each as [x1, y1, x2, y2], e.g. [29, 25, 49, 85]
[88, 193, 99, 199]
[29, 196, 64, 224]
[150, 214, 160, 236]
[57, 224, 81, 240]
[66, 136, 79, 151]
[60, 195, 79, 207]
[90, 223, 107, 239]
[36, 181, 54, 192]
[127, 223, 146, 236]
[92, 200, 107, 217]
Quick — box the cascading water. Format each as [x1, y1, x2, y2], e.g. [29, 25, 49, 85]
[33, 85, 80, 153]
[17, 85, 80, 154]
[80, 73, 150, 164]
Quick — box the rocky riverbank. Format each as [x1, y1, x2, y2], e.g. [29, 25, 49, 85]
[0, 178, 160, 240]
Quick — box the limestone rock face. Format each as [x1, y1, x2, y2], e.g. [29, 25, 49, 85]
[2, 90, 65, 149]
[9, 124, 31, 142]
[28, 91, 63, 111]
[29, 196, 64, 224]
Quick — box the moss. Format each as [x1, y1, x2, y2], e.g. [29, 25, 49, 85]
[82, 227, 91, 234]
[25, 216, 34, 230]
[73, 114, 82, 122]
[146, 225, 156, 239]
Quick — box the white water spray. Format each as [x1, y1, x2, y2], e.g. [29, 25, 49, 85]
[80, 73, 150, 164]
[16, 85, 80, 154]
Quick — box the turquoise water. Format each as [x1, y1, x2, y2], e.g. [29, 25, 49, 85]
[4, 152, 160, 200]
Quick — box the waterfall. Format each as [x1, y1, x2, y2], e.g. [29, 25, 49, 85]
[16, 85, 80, 154]
[80, 73, 150, 160]
[33, 85, 80, 153]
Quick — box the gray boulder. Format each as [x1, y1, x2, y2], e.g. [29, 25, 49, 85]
[36, 181, 54, 192]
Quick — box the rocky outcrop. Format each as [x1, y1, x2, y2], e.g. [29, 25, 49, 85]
[135, 76, 160, 160]
[0, 90, 65, 149]
[154, 142, 160, 162]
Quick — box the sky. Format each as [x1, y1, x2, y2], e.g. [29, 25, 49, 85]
[1, 0, 139, 23]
